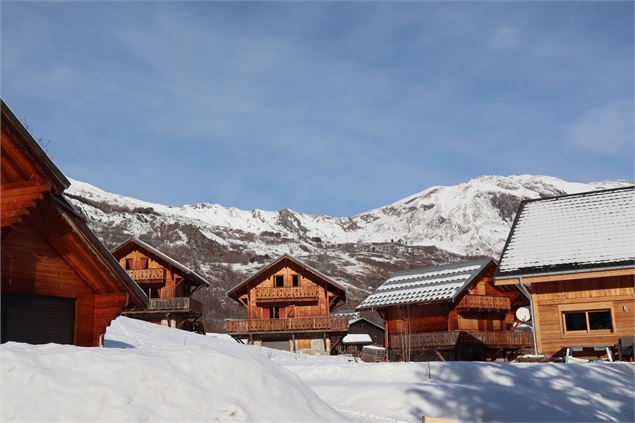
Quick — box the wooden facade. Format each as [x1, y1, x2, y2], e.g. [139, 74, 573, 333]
[111, 238, 209, 333]
[495, 187, 635, 358]
[226, 255, 348, 354]
[1, 100, 148, 347]
[359, 260, 532, 361]
[497, 271, 635, 357]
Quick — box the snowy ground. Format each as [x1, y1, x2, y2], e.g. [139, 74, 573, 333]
[2, 318, 634, 423]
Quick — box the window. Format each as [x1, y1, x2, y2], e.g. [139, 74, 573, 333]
[292, 275, 299, 287]
[264, 306, 282, 319]
[125, 258, 134, 270]
[275, 275, 284, 288]
[139, 258, 149, 269]
[563, 309, 613, 334]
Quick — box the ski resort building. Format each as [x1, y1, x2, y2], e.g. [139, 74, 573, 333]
[1, 100, 148, 346]
[111, 238, 210, 333]
[226, 254, 348, 354]
[357, 258, 532, 361]
[495, 187, 635, 357]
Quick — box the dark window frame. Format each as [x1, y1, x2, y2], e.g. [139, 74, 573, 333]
[562, 309, 613, 335]
[275, 275, 284, 288]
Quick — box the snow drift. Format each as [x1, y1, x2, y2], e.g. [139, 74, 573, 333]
[0, 317, 347, 422]
[2, 317, 634, 423]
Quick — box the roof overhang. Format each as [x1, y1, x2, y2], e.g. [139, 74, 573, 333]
[495, 265, 635, 286]
[227, 254, 346, 305]
[1, 99, 70, 192]
[111, 238, 210, 287]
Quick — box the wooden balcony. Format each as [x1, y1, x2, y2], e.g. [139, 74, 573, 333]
[254, 286, 320, 303]
[226, 316, 349, 335]
[455, 295, 510, 312]
[125, 297, 202, 317]
[391, 330, 533, 350]
[127, 268, 166, 283]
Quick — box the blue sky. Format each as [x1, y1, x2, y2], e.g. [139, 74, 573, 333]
[2, 1, 633, 216]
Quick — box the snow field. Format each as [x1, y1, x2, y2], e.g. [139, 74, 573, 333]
[1, 317, 349, 422]
[2, 317, 633, 423]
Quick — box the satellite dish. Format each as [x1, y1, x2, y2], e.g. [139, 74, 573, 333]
[516, 307, 531, 322]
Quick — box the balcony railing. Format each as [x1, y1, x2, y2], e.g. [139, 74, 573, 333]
[455, 295, 510, 312]
[226, 316, 349, 334]
[390, 330, 533, 349]
[125, 297, 202, 317]
[254, 286, 320, 303]
[127, 268, 166, 283]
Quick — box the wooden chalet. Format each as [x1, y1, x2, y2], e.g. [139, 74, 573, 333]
[357, 258, 532, 361]
[1, 100, 148, 346]
[226, 254, 348, 354]
[495, 187, 635, 358]
[111, 238, 210, 333]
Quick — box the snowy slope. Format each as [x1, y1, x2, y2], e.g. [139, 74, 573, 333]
[67, 175, 629, 257]
[2, 318, 633, 423]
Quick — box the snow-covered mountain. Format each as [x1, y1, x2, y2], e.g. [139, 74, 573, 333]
[65, 175, 631, 329]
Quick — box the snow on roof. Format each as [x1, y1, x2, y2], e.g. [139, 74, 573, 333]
[356, 258, 493, 310]
[497, 187, 635, 277]
[342, 334, 373, 344]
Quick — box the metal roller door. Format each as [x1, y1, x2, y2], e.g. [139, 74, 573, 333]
[1, 294, 75, 345]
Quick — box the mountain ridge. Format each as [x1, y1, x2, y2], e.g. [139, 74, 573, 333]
[65, 175, 632, 330]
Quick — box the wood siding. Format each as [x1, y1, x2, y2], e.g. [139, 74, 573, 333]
[532, 274, 635, 356]
[226, 257, 347, 353]
[246, 265, 333, 321]
[114, 247, 203, 329]
[1, 104, 138, 347]
[379, 264, 530, 360]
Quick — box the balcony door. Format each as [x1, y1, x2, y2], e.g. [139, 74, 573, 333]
[262, 306, 285, 319]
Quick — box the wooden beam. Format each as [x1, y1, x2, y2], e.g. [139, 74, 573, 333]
[1, 180, 50, 228]
[495, 268, 635, 285]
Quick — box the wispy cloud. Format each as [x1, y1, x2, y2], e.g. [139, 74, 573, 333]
[564, 100, 633, 155]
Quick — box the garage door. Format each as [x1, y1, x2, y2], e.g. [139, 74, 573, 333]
[263, 339, 291, 351]
[1, 294, 75, 345]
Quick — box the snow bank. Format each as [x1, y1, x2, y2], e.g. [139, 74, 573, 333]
[0, 317, 348, 422]
[3, 317, 633, 423]
[277, 357, 635, 423]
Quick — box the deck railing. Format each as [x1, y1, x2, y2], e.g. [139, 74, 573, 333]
[254, 286, 320, 302]
[148, 297, 202, 315]
[226, 316, 349, 334]
[127, 268, 166, 282]
[455, 295, 510, 311]
[391, 330, 533, 349]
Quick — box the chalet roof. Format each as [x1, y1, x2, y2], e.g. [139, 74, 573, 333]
[53, 197, 149, 308]
[1, 100, 69, 192]
[227, 254, 347, 302]
[349, 317, 385, 331]
[1, 99, 147, 309]
[111, 238, 210, 287]
[496, 186, 635, 278]
[356, 258, 494, 310]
